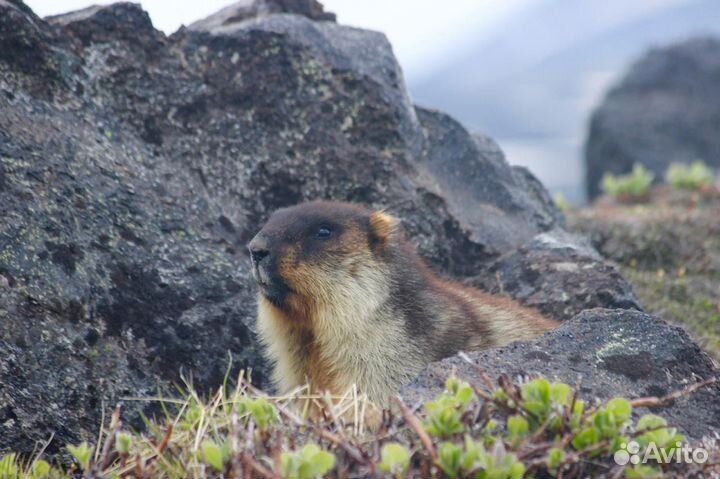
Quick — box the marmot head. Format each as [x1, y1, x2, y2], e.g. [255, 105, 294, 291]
[247, 201, 397, 314]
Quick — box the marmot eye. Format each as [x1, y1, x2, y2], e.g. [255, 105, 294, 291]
[317, 226, 332, 238]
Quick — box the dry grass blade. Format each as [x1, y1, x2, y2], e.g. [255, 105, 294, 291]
[630, 377, 717, 408]
[242, 452, 279, 479]
[458, 352, 495, 392]
[392, 395, 437, 459]
[97, 404, 123, 470]
[311, 427, 368, 465]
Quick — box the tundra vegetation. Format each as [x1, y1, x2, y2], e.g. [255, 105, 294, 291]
[665, 161, 715, 191]
[0, 372, 716, 479]
[599, 161, 716, 203]
[600, 165, 655, 203]
[570, 161, 720, 360]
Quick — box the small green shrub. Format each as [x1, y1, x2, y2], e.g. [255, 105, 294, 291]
[281, 444, 336, 479]
[0, 374, 716, 478]
[601, 164, 654, 201]
[378, 443, 411, 476]
[67, 442, 93, 471]
[554, 193, 572, 213]
[235, 397, 279, 431]
[423, 376, 476, 438]
[666, 161, 715, 190]
[199, 440, 230, 472]
[439, 437, 525, 479]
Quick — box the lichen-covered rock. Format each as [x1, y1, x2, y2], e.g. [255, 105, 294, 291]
[187, 0, 336, 31]
[403, 309, 720, 440]
[413, 108, 563, 270]
[568, 187, 720, 359]
[0, 0, 73, 98]
[0, 18, 264, 455]
[585, 37, 720, 200]
[470, 229, 642, 320]
[0, 0, 567, 455]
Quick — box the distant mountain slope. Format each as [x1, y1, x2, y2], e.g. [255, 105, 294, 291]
[409, 0, 720, 202]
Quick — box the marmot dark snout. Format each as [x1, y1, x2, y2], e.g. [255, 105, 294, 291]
[248, 201, 557, 403]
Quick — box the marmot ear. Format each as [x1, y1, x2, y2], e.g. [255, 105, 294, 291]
[369, 211, 397, 247]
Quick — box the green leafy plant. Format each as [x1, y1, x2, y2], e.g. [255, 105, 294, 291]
[378, 443, 411, 476]
[546, 447, 565, 472]
[280, 444, 336, 479]
[115, 432, 132, 455]
[666, 161, 715, 190]
[474, 442, 525, 479]
[0, 454, 20, 479]
[437, 442, 463, 478]
[601, 164, 654, 202]
[0, 372, 715, 479]
[0, 454, 56, 479]
[200, 440, 230, 472]
[626, 464, 664, 479]
[554, 193, 572, 212]
[67, 442, 93, 471]
[507, 415, 529, 446]
[520, 378, 572, 428]
[424, 377, 476, 438]
[572, 397, 632, 453]
[30, 460, 52, 479]
[438, 436, 525, 479]
[635, 414, 684, 462]
[235, 397, 279, 431]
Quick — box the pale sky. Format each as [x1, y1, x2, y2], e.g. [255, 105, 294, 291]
[25, 0, 536, 80]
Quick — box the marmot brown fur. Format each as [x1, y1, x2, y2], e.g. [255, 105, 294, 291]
[248, 201, 557, 403]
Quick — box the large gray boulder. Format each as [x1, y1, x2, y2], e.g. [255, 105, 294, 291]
[470, 229, 642, 321]
[0, 0, 569, 455]
[187, 0, 336, 31]
[403, 309, 720, 441]
[585, 37, 720, 200]
[0, 1, 266, 455]
[413, 108, 562, 272]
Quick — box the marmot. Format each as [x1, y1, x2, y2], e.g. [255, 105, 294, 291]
[248, 201, 557, 404]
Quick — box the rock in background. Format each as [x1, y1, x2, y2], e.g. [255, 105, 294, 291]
[585, 37, 720, 200]
[403, 309, 720, 440]
[569, 187, 720, 361]
[0, 0, 716, 455]
[468, 229, 642, 321]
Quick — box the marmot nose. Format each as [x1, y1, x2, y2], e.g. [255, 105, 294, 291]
[250, 248, 269, 265]
[248, 236, 270, 265]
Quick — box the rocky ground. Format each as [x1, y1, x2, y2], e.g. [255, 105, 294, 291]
[568, 187, 720, 361]
[1, 0, 719, 461]
[404, 187, 720, 444]
[403, 308, 719, 441]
